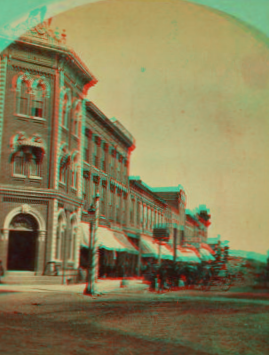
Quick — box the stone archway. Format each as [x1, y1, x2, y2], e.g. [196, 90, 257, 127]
[2, 205, 46, 273]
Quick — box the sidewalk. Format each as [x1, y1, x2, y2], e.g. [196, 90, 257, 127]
[0, 279, 148, 295]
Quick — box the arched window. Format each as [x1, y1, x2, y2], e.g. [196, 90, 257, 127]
[31, 81, 46, 118]
[59, 167, 67, 184]
[17, 79, 29, 115]
[71, 168, 78, 189]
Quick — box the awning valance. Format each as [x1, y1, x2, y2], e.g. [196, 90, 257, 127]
[113, 231, 138, 254]
[199, 248, 215, 261]
[176, 247, 201, 263]
[201, 243, 216, 256]
[79, 223, 138, 253]
[140, 235, 159, 258]
[160, 243, 174, 260]
[140, 235, 174, 260]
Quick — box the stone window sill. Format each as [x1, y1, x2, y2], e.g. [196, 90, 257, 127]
[29, 176, 42, 180]
[14, 113, 46, 122]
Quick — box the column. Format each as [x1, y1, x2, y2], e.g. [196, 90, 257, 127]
[50, 199, 58, 265]
[54, 64, 64, 189]
[62, 209, 71, 284]
[35, 231, 46, 275]
[0, 229, 9, 271]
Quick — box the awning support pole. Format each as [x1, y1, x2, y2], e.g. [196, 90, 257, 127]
[84, 192, 100, 296]
[158, 243, 161, 266]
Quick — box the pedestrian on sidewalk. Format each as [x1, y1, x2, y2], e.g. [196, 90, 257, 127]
[0, 260, 4, 284]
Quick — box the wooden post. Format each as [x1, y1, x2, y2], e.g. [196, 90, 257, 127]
[84, 192, 100, 295]
[158, 243, 162, 266]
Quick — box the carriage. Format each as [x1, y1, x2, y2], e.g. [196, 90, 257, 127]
[197, 262, 233, 292]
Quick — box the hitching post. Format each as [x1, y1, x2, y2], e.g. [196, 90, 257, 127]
[84, 191, 100, 295]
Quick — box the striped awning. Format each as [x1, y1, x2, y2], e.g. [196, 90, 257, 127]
[113, 231, 138, 254]
[200, 248, 215, 261]
[79, 223, 138, 253]
[140, 235, 174, 260]
[140, 235, 159, 258]
[176, 247, 201, 263]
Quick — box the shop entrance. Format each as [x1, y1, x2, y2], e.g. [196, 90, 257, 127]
[7, 213, 38, 271]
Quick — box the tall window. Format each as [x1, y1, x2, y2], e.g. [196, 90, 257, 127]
[71, 168, 78, 189]
[136, 201, 140, 226]
[31, 82, 46, 118]
[93, 138, 98, 167]
[62, 93, 70, 129]
[122, 194, 126, 225]
[29, 156, 41, 177]
[18, 80, 29, 115]
[82, 173, 90, 201]
[73, 101, 81, 137]
[110, 149, 115, 177]
[117, 154, 121, 181]
[101, 143, 106, 172]
[84, 129, 91, 163]
[109, 188, 113, 219]
[116, 192, 120, 224]
[60, 167, 67, 184]
[101, 183, 106, 216]
[13, 152, 25, 176]
[109, 188, 115, 220]
[130, 198, 135, 225]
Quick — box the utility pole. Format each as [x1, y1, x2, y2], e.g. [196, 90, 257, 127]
[84, 192, 100, 295]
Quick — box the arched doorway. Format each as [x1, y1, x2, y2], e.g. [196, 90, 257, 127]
[7, 213, 39, 271]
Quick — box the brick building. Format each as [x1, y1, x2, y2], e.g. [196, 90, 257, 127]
[0, 18, 213, 282]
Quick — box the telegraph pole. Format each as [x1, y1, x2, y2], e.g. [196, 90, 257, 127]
[84, 192, 100, 295]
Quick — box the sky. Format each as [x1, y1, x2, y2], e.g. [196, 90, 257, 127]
[51, 0, 269, 254]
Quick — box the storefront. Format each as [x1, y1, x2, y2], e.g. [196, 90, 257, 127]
[79, 223, 138, 278]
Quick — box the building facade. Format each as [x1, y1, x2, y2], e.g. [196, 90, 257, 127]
[0, 18, 212, 281]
